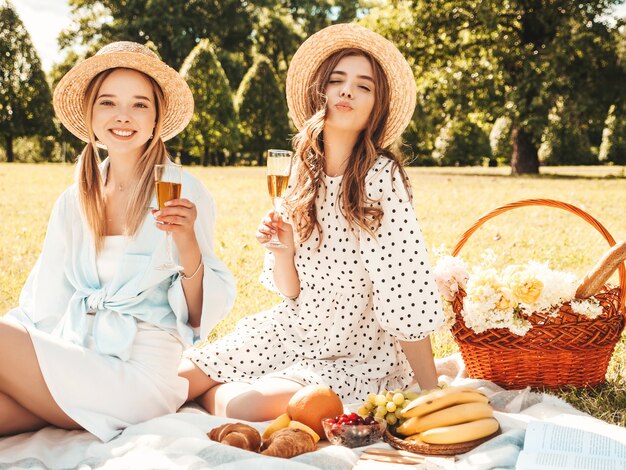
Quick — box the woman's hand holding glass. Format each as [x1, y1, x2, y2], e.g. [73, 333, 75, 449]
[256, 209, 295, 253]
[152, 197, 198, 246]
[153, 163, 198, 267]
[264, 149, 293, 248]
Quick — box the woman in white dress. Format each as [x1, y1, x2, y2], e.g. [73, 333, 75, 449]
[180, 24, 444, 421]
[0, 42, 235, 441]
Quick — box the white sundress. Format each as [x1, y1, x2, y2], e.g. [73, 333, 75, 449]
[187, 157, 444, 402]
[10, 236, 188, 442]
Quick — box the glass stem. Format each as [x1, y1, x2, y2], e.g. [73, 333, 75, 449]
[271, 197, 283, 244]
[166, 232, 174, 265]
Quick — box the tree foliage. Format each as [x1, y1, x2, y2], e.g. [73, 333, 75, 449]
[179, 39, 239, 166]
[538, 97, 595, 165]
[599, 103, 626, 165]
[489, 116, 512, 164]
[235, 55, 292, 165]
[361, 0, 625, 173]
[62, 0, 254, 70]
[0, 0, 55, 162]
[432, 118, 490, 166]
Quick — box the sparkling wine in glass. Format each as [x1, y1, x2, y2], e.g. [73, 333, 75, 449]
[265, 149, 293, 249]
[154, 163, 182, 270]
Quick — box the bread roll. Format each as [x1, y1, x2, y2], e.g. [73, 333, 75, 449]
[209, 422, 262, 452]
[261, 428, 315, 458]
[575, 241, 626, 299]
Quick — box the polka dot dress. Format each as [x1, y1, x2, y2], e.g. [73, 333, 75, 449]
[187, 157, 443, 402]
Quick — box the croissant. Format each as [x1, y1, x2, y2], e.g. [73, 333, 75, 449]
[261, 428, 315, 458]
[209, 423, 262, 452]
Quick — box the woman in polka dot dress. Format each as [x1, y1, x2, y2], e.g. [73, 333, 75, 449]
[179, 23, 444, 421]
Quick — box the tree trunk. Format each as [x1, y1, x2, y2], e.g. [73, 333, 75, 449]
[179, 150, 192, 166]
[5, 135, 14, 162]
[202, 146, 209, 167]
[257, 150, 264, 166]
[510, 126, 539, 175]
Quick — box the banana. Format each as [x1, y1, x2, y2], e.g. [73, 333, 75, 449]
[396, 402, 493, 436]
[415, 417, 499, 445]
[401, 387, 488, 419]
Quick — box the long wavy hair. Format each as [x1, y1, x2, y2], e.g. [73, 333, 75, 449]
[76, 67, 169, 251]
[288, 48, 412, 244]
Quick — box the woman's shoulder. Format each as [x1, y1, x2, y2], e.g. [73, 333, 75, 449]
[366, 155, 402, 185]
[56, 183, 80, 207]
[365, 156, 411, 202]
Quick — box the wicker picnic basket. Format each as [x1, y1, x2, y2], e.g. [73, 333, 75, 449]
[450, 199, 626, 390]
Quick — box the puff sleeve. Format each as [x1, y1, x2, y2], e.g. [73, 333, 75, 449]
[359, 160, 444, 341]
[7, 189, 74, 332]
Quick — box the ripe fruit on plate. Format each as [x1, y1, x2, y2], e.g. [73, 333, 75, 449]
[287, 385, 344, 437]
[262, 413, 291, 440]
[397, 386, 499, 445]
[358, 388, 420, 426]
[322, 413, 386, 448]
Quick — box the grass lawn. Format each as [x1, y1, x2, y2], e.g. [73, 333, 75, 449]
[1, 163, 625, 424]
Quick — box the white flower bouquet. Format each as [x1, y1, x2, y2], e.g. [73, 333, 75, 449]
[434, 249, 604, 336]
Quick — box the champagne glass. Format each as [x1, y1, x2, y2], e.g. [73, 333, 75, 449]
[265, 149, 293, 249]
[154, 163, 182, 270]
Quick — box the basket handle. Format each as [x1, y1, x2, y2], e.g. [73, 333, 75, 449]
[451, 198, 625, 311]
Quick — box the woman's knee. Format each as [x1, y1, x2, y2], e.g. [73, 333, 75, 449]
[178, 358, 220, 400]
[225, 390, 282, 421]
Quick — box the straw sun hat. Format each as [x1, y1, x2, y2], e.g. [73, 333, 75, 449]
[286, 23, 416, 148]
[53, 41, 194, 143]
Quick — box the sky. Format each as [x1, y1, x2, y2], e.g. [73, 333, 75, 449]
[12, 0, 626, 73]
[13, 0, 72, 72]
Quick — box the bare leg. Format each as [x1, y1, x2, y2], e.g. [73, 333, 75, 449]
[0, 320, 80, 435]
[0, 391, 47, 435]
[178, 357, 221, 400]
[201, 378, 303, 422]
[178, 357, 302, 421]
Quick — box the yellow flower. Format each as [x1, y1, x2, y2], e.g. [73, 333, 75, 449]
[509, 271, 543, 304]
[495, 287, 516, 310]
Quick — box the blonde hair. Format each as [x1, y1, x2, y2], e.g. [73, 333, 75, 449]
[76, 67, 169, 251]
[288, 48, 412, 243]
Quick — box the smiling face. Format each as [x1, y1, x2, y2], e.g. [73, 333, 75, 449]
[90, 68, 157, 159]
[323, 55, 376, 137]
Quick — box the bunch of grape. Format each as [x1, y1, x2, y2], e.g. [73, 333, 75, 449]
[357, 389, 420, 426]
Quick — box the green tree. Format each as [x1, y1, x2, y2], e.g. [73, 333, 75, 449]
[250, 6, 305, 81]
[49, 50, 84, 162]
[489, 116, 512, 165]
[0, 1, 55, 162]
[61, 0, 255, 70]
[538, 97, 595, 165]
[599, 104, 626, 165]
[362, 0, 625, 174]
[278, 0, 362, 35]
[235, 55, 291, 165]
[432, 118, 491, 166]
[180, 39, 239, 166]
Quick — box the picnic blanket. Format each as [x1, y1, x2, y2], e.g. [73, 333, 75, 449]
[0, 354, 620, 470]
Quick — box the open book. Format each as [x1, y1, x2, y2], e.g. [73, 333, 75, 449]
[516, 421, 626, 470]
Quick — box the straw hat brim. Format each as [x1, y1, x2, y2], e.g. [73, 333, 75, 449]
[286, 23, 416, 149]
[53, 50, 194, 143]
